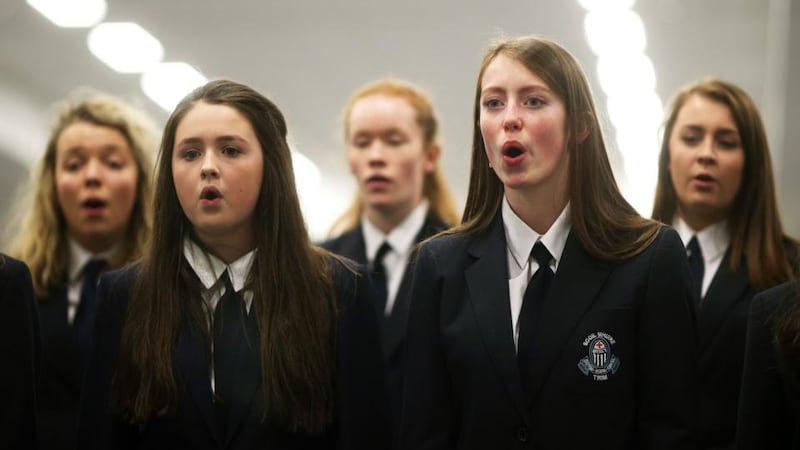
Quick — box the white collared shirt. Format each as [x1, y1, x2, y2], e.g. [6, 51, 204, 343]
[183, 238, 256, 394]
[362, 200, 429, 316]
[502, 198, 571, 351]
[66, 239, 118, 324]
[673, 217, 730, 298]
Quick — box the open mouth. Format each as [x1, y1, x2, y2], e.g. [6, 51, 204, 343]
[366, 175, 390, 184]
[200, 186, 222, 201]
[503, 146, 524, 158]
[695, 174, 715, 183]
[82, 198, 108, 209]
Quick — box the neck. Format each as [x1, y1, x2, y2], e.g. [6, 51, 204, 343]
[505, 187, 567, 235]
[365, 200, 420, 235]
[195, 229, 255, 264]
[72, 231, 122, 255]
[678, 207, 726, 233]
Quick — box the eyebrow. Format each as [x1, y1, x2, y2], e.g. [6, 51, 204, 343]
[176, 135, 248, 147]
[681, 125, 740, 135]
[480, 84, 552, 97]
[61, 144, 126, 157]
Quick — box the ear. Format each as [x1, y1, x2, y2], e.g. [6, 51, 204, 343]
[423, 143, 441, 173]
[576, 111, 592, 143]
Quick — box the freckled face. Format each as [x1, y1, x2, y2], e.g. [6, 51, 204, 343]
[668, 94, 745, 228]
[54, 121, 139, 252]
[479, 54, 569, 198]
[172, 102, 264, 247]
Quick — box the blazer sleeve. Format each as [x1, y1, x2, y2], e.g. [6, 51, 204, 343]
[400, 241, 455, 450]
[77, 270, 139, 450]
[735, 287, 792, 449]
[636, 229, 700, 449]
[0, 257, 39, 450]
[333, 259, 392, 450]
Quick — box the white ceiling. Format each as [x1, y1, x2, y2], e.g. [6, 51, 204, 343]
[1, 0, 798, 240]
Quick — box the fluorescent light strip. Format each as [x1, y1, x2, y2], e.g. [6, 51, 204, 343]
[140, 62, 207, 112]
[27, 0, 106, 28]
[88, 22, 164, 74]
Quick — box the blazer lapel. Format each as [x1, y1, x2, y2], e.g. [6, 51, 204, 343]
[465, 216, 532, 425]
[174, 322, 222, 446]
[525, 232, 612, 401]
[382, 216, 448, 359]
[698, 249, 750, 352]
[222, 306, 262, 447]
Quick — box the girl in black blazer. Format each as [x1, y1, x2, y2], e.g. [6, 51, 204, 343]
[401, 36, 699, 450]
[77, 80, 390, 450]
[0, 253, 40, 449]
[321, 79, 459, 442]
[7, 93, 157, 450]
[652, 78, 798, 449]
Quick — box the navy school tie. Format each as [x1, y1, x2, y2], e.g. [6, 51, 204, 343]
[687, 236, 704, 303]
[371, 242, 392, 317]
[213, 270, 246, 435]
[517, 242, 554, 385]
[73, 258, 107, 370]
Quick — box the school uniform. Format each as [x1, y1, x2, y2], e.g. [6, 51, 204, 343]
[735, 281, 800, 449]
[0, 254, 40, 449]
[321, 202, 448, 442]
[401, 201, 698, 450]
[77, 240, 391, 450]
[36, 241, 114, 450]
[674, 219, 795, 449]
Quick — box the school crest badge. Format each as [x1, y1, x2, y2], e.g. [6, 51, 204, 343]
[577, 332, 620, 381]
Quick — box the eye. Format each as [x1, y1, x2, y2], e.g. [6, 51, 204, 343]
[524, 97, 545, 107]
[62, 158, 82, 172]
[680, 134, 700, 146]
[717, 139, 740, 150]
[222, 146, 241, 157]
[106, 158, 126, 170]
[352, 137, 371, 149]
[384, 133, 408, 147]
[181, 148, 201, 161]
[482, 98, 503, 109]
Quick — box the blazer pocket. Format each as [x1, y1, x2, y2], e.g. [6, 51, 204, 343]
[563, 308, 635, 397]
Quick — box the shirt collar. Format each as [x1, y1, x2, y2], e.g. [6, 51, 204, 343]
[362, 200, 429, 262]
[68, 239, 119, 282]
[182, 238, 256, 292]
[502, 197, 571, 269]
[672, 216, 730, 263]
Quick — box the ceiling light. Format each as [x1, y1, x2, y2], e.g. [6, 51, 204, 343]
[88, 22, 163, 73]
[140, 62, 207, 112]
[27, 0, 106, 28]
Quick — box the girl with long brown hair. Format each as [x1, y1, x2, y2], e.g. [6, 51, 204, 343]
[77, 80, 389, 449]
[651, 78, 798, 449]
[401, 36, 698, 449]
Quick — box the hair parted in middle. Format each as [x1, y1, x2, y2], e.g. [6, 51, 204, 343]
[112, 79, 338, 433]
[455, 35, 660, 260]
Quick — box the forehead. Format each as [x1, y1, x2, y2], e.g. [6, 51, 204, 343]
[348, 94, 419, 133]
[675, 94, 737, 130]
[480, 53, 550, 91]
[176, 102, 256, 138]
[56, 120, 131, 154]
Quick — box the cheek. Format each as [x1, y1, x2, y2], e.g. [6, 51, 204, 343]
[54, 172, 79, 211]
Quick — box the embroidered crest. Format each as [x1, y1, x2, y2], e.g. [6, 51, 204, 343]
[577, 332, 620, 381]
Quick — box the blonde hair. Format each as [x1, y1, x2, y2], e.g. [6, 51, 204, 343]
[328, 79, 459, 235]
[7, 93, 157, 297]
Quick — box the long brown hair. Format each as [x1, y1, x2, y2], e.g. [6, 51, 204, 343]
[112, 80, 337, 433]
[454, 36, 660, 260]
[328, 78, 459, 236]
[652, 78, 797, 290]
[7, 94, 156, 297]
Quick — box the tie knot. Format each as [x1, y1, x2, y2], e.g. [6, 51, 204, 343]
[687, 236, 702, 259]
[373, 242, 392, 268]
[530, 242, 552, 268]
[220, 269, 236, 294]
[82, 258, 107, 280]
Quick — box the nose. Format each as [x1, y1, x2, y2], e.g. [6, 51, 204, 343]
[697, 137, 717, 165]
[84, 158, 102, 187]
[502, 104, 522, 132]
[200, 151, 220, 179]
[367, 142, 387, 167]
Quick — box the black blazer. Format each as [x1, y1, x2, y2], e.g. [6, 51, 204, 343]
[77, 257, 391, 450]
[36, 278, 83, 450]
[0, 254, 40, 449]
[321, 214, 447, 440]
[401, 215, 699, 450]
[695, 249, 754, 450]
[736, 281, 800, 449]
